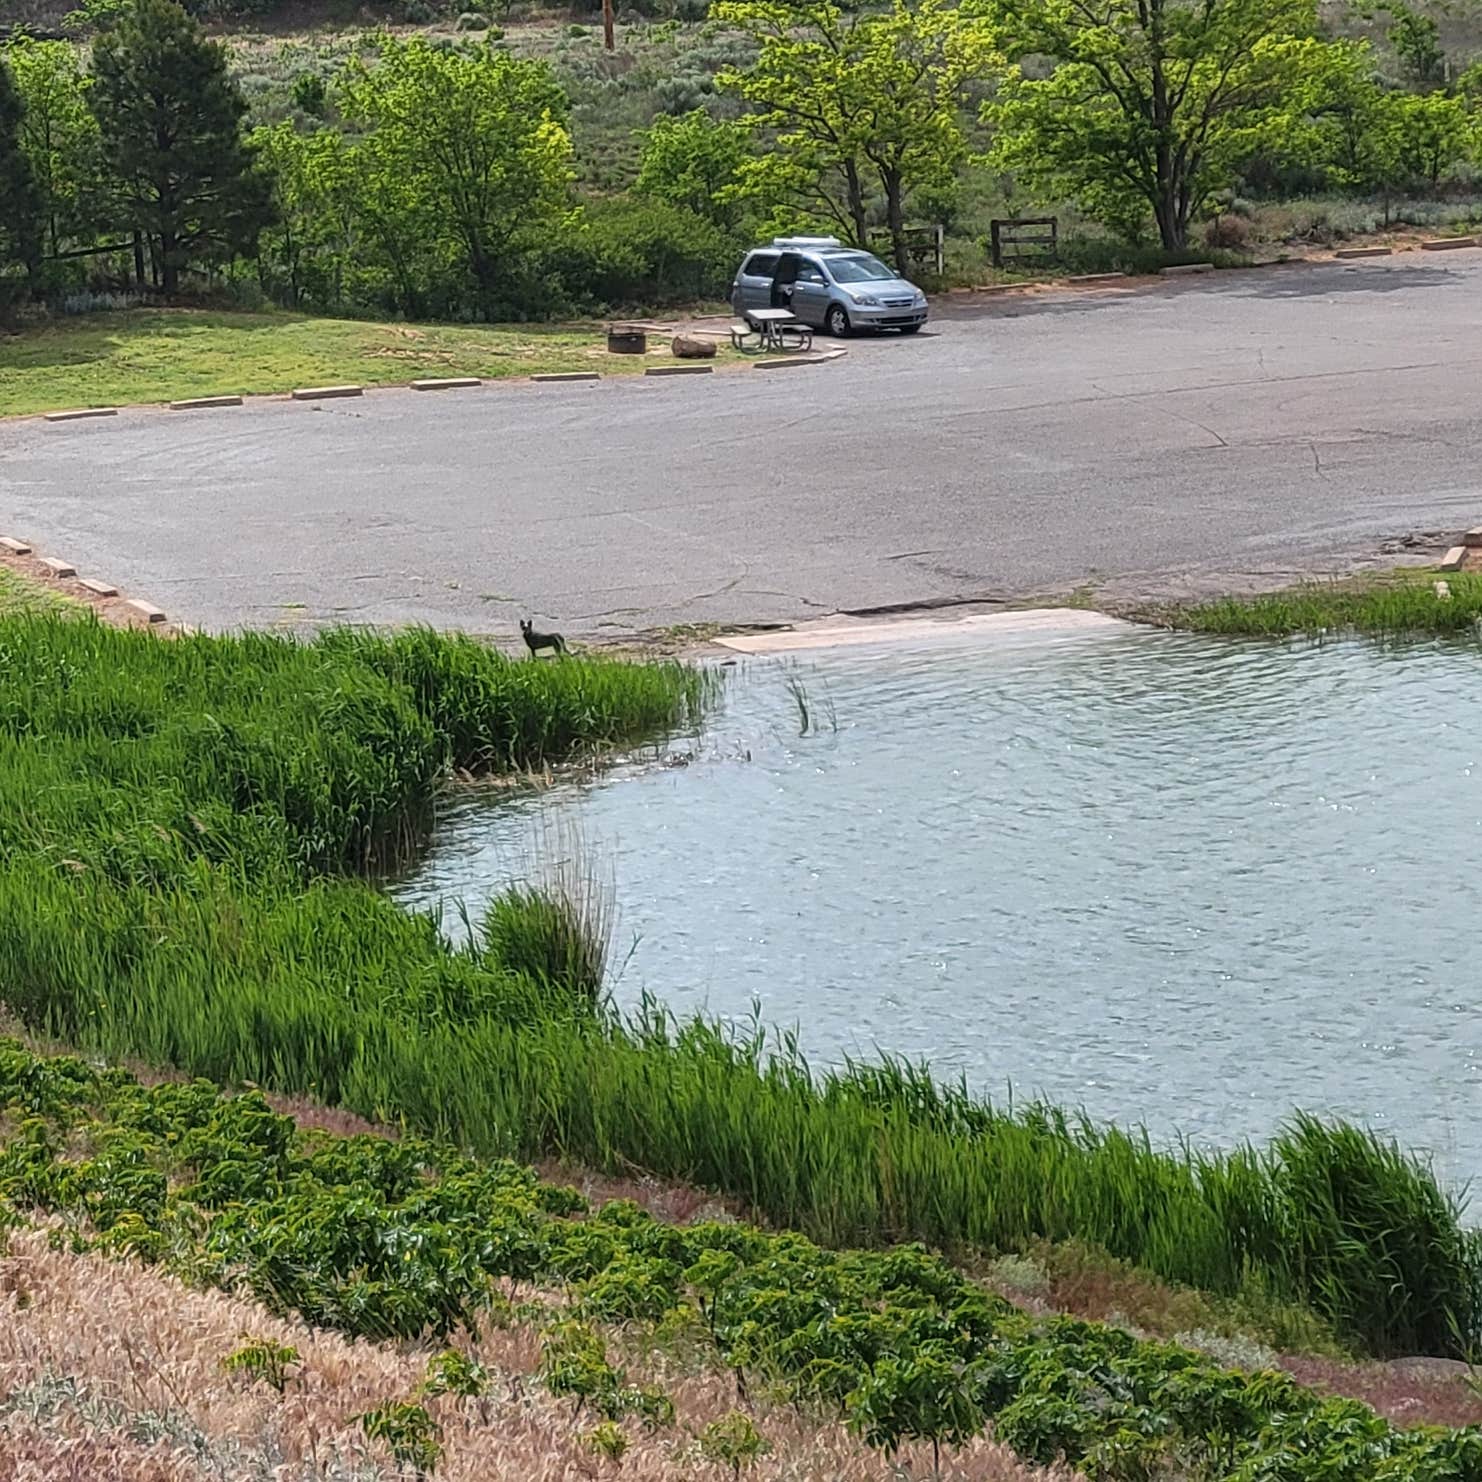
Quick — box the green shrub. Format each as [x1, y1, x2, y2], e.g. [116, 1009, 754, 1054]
[551, 196, 740, 309]
[290, 71, 327, 117]
[222, 1337, 299, 1393]
[582, 1421, 630, 1461]
[3, 1040, 1481, 1477]
[360, 1401, 442, 1473]
[699, 1412, 769, 1475]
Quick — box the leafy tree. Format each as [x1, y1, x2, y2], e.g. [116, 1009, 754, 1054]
[635, 109, 755, 230]
[1384, 1, 1446, 88]
[251, 122, 362, 309]
[1389, 88, 1472, 187]
[1290, 40, 1469, 199]
[338, 35, 573, 320]
[4, 35, 101, 262]
[0, 52, 42, 315]
[62, 0, 132, 34]
[714, 0, 994, 267]
[89, 0, 272, 292]
[1300, 41, 1400, 193]
[981, 0, 1332, 251]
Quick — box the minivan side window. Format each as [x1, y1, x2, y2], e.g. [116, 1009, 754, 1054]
[796, 262, 826, 283]
[744, 253, 779, 276]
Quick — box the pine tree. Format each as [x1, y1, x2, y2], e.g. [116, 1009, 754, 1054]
[90, 0, 272, 293]
[0, 54, 42, 315]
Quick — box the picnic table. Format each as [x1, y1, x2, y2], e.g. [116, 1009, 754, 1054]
[733, 308, 813, 354]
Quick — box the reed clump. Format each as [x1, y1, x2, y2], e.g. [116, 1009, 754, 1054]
[0, 614, 1476, 1361]
[483, 886, 610, 1006]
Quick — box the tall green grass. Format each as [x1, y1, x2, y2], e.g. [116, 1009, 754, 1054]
[1152, 572, 1482, 637]
[0, 613, 1476, 1358]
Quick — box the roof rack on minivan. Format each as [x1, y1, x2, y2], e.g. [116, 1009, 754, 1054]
[770, 236, 842, 249]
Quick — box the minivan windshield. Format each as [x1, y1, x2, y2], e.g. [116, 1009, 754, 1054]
[826, 253, 897, 283]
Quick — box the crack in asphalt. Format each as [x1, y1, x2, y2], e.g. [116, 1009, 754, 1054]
[1147, 403, 1231, 449]
[570, 563, 754, 621]
[734, 587, 832, 609]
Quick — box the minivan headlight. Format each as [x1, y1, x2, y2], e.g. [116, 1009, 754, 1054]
[912, 290, 926, 305]
[849, 290, 881, 306]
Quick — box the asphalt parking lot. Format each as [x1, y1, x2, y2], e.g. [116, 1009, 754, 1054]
[4, 252, 1482, 636]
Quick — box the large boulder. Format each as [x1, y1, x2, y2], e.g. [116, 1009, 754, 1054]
[671, 334, 718, 360]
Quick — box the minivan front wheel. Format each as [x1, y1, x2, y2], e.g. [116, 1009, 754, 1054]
[825, 304, 851, 338]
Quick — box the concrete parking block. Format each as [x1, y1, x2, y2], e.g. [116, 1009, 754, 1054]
[291, 385, 363, 401]
[755, 356, 830, 370]
[44, 407, 118, 422]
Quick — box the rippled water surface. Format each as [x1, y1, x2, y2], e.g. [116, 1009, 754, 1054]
[392, 624, 1482, 1181]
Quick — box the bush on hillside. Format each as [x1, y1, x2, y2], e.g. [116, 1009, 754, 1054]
[548, 196, 740, 310]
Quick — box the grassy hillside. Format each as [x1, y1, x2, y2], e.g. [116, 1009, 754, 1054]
[214, 9, 1482, 281]
[3, 1038, 1481, 1479]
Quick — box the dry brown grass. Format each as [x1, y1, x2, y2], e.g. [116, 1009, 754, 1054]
[531, 1159, 744, 1227]
[1278, 1354, 1482, 1431]
[1036, 1240, 1230, 1335]
[0, 1230, 1075, 1481]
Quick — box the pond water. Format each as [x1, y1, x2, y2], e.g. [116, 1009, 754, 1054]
[391, 619, 1482, 1186]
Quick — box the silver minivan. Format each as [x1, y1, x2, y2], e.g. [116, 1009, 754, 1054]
[730, 237, 929, 336]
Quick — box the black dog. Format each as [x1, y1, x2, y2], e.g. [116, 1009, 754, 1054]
[520, 618, 567, 658]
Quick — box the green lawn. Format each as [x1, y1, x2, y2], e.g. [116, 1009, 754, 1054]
[0, 566, 77, 617]
[0, 308, 703, 417]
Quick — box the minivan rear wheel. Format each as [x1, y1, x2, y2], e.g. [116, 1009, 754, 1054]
[825, 304, 851, 338]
